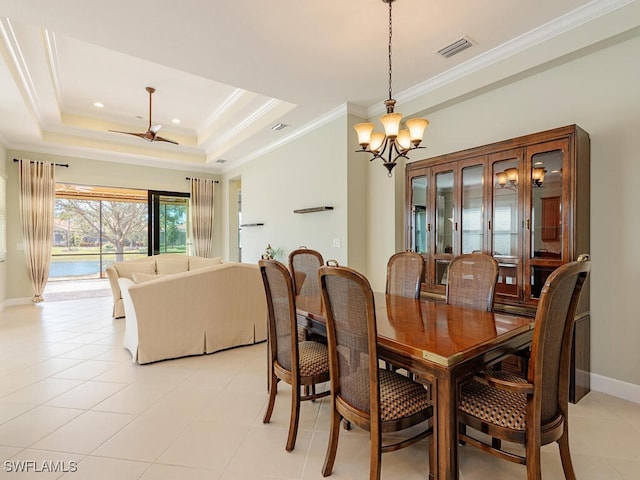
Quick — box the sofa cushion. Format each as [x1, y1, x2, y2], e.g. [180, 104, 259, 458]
[156, 255, 189, 274]
[132, 272, 169, 283]
[114, 260, 156, 280]
[189, 256, 223, 270]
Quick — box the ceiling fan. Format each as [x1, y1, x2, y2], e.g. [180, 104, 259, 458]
[109, 86, 178, 145]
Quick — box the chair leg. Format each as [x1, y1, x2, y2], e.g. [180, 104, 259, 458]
[322, 404, 342, 477]
[286, 383, 301, 451]
[263, 373, 278, 423]
[458, 423, 466, 446]
[525, 445, 542, 480]
[369, 429, 382, 480]
[558, 428, 577, 480]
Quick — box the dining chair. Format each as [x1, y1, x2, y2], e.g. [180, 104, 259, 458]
[385, 251, 424, 298]
[384, 250, 424, 376]
[319, 264, 433, 480]
[288, 246, 324, 297]
[259, 259, 330, 452]
[288, 247, 325, 342]
[446, 253, 499, 311]
[457, 256, 591, 480]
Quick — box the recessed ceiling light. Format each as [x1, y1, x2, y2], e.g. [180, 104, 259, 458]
[271, 123, 289, 131]
[93, 102, 104, 108]
[172, 118, 181, 124]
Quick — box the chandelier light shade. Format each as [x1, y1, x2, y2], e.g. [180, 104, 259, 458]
[354, 0, 429, 177]
[532, 166, 547, 187]
[496, 167, 519, 191]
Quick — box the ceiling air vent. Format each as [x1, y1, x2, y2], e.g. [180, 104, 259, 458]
[215, 159, 227, 164]
[271, 122, 289, 131]
[437, 37, 473, 58]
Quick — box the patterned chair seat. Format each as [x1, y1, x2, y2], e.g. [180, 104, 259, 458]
[299, 341, 329, 377]
[379, 369, 430, 422]
[459, 378, 527, 431]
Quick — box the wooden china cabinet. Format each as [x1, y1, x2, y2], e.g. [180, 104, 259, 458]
[405, 124, 590, 402]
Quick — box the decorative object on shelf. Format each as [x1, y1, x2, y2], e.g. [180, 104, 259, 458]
[293, 206, 334, 214]
[240, 223, 264, 227]
[353, 0, 429, 177]
[262, 244, 284, 261]
[495, 167, 518, 191]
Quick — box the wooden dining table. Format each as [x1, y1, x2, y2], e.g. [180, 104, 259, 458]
[295, 292, 533, 480]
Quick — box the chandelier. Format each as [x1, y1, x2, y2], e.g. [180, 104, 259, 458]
[354, 0, 429, 177]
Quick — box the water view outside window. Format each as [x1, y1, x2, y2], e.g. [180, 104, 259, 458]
[51, 185, 149, 279]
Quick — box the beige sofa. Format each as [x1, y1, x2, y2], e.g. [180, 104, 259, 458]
[106, 253, 222, 318]
[119, 262, 267, 364]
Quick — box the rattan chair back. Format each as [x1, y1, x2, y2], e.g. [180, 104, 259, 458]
[446, 253, 499, 311]
[385, 251, 424, 299]
[288, 247, 324, 297]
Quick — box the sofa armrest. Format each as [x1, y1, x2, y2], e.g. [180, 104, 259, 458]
[118, 278, 139, 362]
[106, 267, 121, 302]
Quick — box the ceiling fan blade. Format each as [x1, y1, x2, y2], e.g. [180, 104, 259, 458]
[108, 129, 146, 139]
[153, 135, 179, 145]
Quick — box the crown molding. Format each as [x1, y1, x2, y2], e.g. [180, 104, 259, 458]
[0, 17, 42, 124]
[370, 0, 635, 117]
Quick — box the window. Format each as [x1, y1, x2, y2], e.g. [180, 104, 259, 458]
[52, 184, 149, 279]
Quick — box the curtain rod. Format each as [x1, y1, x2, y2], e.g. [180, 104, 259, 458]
[13, 158, 69, 167]
[186, 177, 219, 184]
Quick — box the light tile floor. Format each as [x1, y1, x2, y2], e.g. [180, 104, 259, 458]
[1, 296, 639, 479]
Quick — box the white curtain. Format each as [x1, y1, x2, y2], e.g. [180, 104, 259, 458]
[189, 178, 216, 257]
[18, 159, 56, 303]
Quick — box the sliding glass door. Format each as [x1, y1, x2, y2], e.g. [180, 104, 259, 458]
[148, 191, 190, 256]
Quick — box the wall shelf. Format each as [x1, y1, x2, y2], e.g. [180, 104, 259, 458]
[240, 223, 264, 227]
[293, 206, 334, 214]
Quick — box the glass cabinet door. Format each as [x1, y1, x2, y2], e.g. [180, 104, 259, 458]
[433, 169, 454, 286]
[491, 153, 522, 299]
[527, 139, 568, 299]
[410, 175, 428, 255]
[461, 163, 485, 254]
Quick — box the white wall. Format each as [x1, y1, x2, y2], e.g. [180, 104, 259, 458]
[223, 116, 355, 268]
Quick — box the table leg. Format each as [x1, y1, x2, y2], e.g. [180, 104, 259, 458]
[435, 371, 458, 480]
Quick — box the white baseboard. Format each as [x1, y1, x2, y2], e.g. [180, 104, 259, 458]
[4, 297, 32, 308]
[591, 373, 640, 404]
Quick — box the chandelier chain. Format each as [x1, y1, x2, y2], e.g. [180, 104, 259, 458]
[388, 0, 393, 101]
